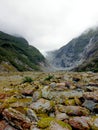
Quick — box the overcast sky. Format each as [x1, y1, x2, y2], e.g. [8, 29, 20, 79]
[0, 0, 98, 54]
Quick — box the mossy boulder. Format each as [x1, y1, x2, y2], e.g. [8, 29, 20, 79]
[32, 90, 42, 102]
[69, 116, 90, 130]
[2, 108, 31, 129]
[30, 98, 55, 114]
[8, 97, 32, 108]
[58, 105, 90, 116]
[65, 99, 75, 106]
[41, 86, 52, 99]
[37, 113, 49, 119]
[83, 91, 98, 102]
[89, 116, 98, 130]
[74, 97, 82, 105]
[37, 117, 72, 130]
[37, 117, 54, 128]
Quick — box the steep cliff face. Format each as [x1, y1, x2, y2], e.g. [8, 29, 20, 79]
[47, 28, 98, 71]
[0, 31, 46, 71]
[74, 41, 98, 72]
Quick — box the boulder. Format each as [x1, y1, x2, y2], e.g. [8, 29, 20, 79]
[2, 108, 31, 130]
[26, 108, 38, 121]
[49, 121, 72, 130]
[30, 98, 55, 114]
[41, 86, 52, 99]
[69, 116, 90, 130]
[65, 99, 75, 106]
[89, 116, 98, 130]
[32, 90, 42, 102]
[82, 100, 97, 111]
[58, 105, 90, 116]
[0, 120, 16, 130]
[21, 84, 35, 96]
[56, 112, 69, 121]
[37, 117, 72, 130]
[74, 97, 82, 105]
[50, 82, 56, 88]
[55, 83, 67, 90]
[0, 93, 7, 99]
[30, 127, 40, 130]
[83, 91, 98, 102]
[0, 120, 7, 130]
[4, 125, 16, 130]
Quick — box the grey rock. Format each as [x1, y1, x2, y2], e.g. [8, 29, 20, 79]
[82, 100, 97, 111]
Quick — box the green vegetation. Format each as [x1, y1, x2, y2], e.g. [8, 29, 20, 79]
[22, 76, 33, 83]
[0, 31, 45, 71]
[37, 117, 72, 129]
[44, 75, 54, 81]
[75, 58, 98, 72]
[37, 117, 54, 128]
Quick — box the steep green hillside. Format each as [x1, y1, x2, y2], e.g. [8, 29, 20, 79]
[0, 31, 45, 71]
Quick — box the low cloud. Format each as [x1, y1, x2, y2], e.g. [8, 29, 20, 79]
[0, 0, 98, 54]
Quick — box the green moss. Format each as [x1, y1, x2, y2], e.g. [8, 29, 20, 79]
[18, 98, 32, 103]
[5, 97, 18, 104]
[37, 117, 72, 130]
[15, 107, 27, 114]
[37, 117, 54, 128]
[3, 96, 32, 109]
[50, 101, 55, 107]
[65, 99, 75, 106]
[44, 75, 54, 81]
[90, 116, 98, 130]
[37, 113, 48, 118]
[56, 120, 72, 130]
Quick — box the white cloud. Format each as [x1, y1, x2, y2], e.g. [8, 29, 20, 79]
[0, 0, 98, 54]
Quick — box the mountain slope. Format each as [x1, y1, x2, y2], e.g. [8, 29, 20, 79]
[47, 27, 98, 71]
[0, 31, 45, 71]
[74, 41, 98, 72]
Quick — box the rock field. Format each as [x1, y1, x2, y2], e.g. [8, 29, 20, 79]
[0, 71, 98, 130]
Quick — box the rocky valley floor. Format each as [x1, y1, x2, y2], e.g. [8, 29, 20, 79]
[0, 71, 98, 130]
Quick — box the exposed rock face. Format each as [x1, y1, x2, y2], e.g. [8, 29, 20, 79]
[47, 27, 98, 72]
